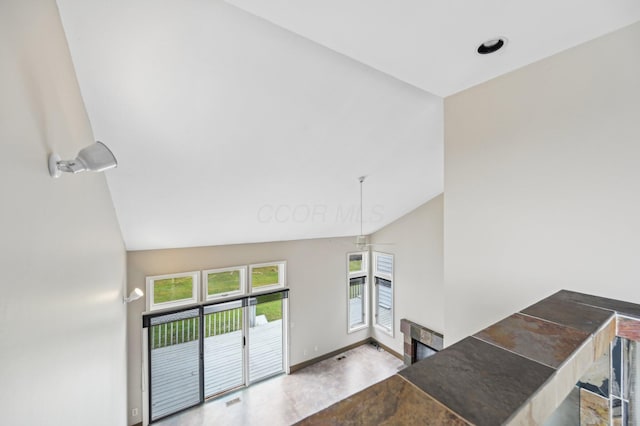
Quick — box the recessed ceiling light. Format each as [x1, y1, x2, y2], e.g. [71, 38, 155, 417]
[477, 38, 506, 55]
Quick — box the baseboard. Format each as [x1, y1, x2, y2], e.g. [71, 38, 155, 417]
[289, 338, 402, 373]
[289, 338, 370, 373]
[369, 338, 403, 360]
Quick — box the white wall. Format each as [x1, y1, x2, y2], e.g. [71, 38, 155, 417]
[370, 195, 444, 354]
[127, 236, 368, 424]
[444, 22, 640, 345]
[0, 1, 127, 425]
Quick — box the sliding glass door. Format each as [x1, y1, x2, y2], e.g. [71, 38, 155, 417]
[148, 308, 201, 422]
[203, 301, 245, 397]
[145, 290, 288, 422]
[248, 293, 285, 383]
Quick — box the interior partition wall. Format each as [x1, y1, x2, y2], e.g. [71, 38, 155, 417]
[143, 289, 288, 423]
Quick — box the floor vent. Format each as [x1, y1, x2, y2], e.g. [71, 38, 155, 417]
[226, 397, 241, 407]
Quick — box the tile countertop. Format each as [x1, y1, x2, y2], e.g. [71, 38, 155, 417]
[399, 336, 556, 425]
[294, 375, 471, 426]
[296, 290, 640, 425]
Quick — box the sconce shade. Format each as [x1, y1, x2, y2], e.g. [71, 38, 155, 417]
[49, 141, 117, 178]
[124, 288, 144, 303]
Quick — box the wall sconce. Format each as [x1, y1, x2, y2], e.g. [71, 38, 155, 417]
[124, 288, 144, 304]
[49, 141, 118, 178]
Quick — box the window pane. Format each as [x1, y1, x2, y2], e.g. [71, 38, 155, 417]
[208, 270, 241, 296]
[376, 254, 393, 275]
[249, 295, 284, 382]
[203, 304, 244, 397]
[349, 276, 366, 329]
[376, 276, 392, 331]
[149, 309, 201, 420]
[349, 254, 363, 272]
[251, 265, 280, 288]
[153, 276, 194, 304]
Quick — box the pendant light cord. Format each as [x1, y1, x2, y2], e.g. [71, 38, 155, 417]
[358, 176, 365, 236]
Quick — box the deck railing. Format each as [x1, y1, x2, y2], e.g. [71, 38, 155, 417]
[151, 308, 244, 349]
[205, 308, 243, 337]
[349, 279, 365, 298]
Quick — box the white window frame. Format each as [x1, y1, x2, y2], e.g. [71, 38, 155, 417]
[202, 266, 246, 301]
[372, 252, 394, 336]
[146, 271, 200, 312]
[249, 261, 286, 294]
[347, 251, 369, 333]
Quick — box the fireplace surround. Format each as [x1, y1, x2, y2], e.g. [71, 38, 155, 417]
[400, 318, 443, 366]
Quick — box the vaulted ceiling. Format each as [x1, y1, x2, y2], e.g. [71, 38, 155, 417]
[56, 0, 640, 250]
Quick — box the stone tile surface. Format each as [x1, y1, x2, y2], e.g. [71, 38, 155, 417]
[420, 328, 434, 347]
[399, 337, 555, 426]
[553, 290, 640, 319]
[296, 375, 470, 426]
[506, 401, 532, 426]
[617, 316, 640, 342]
[577, 351, 610, 398]
[593, 317, 616, 359]
[579, 388, 609, 426]
[475, 313, 590, 368]
[554, 338, 595, 406]
[432, 334, 444, 350]
[410, 326, 421, 342]
[400, 318, 410, 336]
[541, 386, 579, 426]
[527, 374, 561, 425]
[521, 295, 614, 334]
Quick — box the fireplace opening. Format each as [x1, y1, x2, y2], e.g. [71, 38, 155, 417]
[413, 339, 438, 363]
[400, 319, 443, 366]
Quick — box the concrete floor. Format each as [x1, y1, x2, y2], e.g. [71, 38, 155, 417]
[155, 343, 404, 426]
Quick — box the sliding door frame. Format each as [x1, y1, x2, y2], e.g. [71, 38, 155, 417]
[142, 288, 289, 423]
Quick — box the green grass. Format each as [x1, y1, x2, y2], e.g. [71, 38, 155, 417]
[349, 259, 362, 272]
[251, 266, 279, 288]
[255, 299, 282, 322]
[153, 276, 194, 304]
[208, 270, 241, 295]
[349, 253, 363, 272]
[154, 267, 281, 304]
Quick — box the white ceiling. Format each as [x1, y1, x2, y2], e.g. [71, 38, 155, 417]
[56, 0, 640, 250]
[226, 0, 640, 97]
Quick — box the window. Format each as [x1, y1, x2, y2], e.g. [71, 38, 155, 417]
[373, 252, 394, 335]
[347, 252, 368, 332]
[146, 262, 287, 311]
[203, 266, 246, 301]
[249, 262, 286, 292]
[349, 252, 366, 273]
[143, 263, 289, 418]
[146, 271, 200, 312]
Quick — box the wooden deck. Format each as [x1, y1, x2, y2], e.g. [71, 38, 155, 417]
[349, 296, 392, 331]
[151, 319, 283, 420]
[349, 296, 365, 327]
[377, 306, 392, 330]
